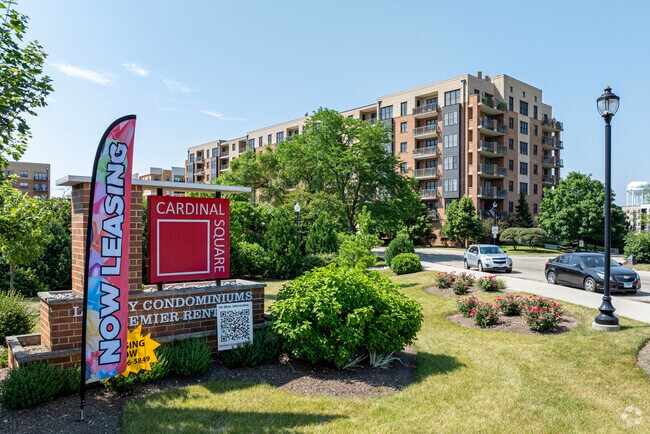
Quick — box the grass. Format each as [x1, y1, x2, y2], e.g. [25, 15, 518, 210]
[122, 270, 650, 433]
[631, 264, 650, 272]
[495, 244, 562, 256]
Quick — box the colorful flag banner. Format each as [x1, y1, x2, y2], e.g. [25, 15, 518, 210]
[81, 115, 136, 383]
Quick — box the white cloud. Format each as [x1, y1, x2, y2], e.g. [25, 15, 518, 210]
[122, 62, 149, 77]
[162, 79, 192, 94]
[156, 106, 178, 112]
[51, 62, 111, 85]
[201, 110, 244, 121]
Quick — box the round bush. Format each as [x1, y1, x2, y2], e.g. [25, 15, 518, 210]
[233, 241, 270, 278]
[390, 253, 423, 275]
[0, 290, 36, 344]
[0, 363, 66, 409]
[624, 231, 650, 264]
[167, 338, 212, 377]
[270, 264, 423, 368]
[384, 233, 415, 266]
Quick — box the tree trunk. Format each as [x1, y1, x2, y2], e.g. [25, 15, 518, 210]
[9, 263, 14, 290]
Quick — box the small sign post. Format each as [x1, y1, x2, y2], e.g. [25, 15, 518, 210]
[492, 225, 499, 242]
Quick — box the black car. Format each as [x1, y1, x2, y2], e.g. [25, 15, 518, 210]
[545, 253, 640, 294]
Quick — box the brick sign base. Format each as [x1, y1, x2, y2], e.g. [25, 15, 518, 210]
[7, 281, 266, 370]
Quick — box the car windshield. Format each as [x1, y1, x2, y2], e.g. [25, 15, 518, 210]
[581, 256, 619, 268]
[480, 246, 503, 254]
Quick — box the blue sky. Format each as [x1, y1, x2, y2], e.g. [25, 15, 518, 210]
[18, 0, 650, 204]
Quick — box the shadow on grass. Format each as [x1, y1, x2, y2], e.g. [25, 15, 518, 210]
[264, 293, 278, 303]
[398, 283, 419, 288]
[414, 353, 465, 383]
[124, 381, 343, 432]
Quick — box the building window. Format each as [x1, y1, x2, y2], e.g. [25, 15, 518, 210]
[509, 201, 514, 213]
[443, 134, 458, 148]
[533, 144, 538, 155]
[19, 182, 28, 188]
[520, 101, 528, 116]
[231, 144, 235, 151]
[519, 162, 528, 175]
[400, 162, 407, 173]
[443, 178, 458, 192]
[19, 171, 28, 178]
[400, 101, 408, 116]
[443, 156, 458, 170]
[509, 180, 514, 192]
[444, 89, 460, 106]
[443, 111, 458, 126]
[533, 105, 538, 119]
[533, 184, 538, 195]
[426, 139, 437, 148]
[520, 142, 528, 155]
[508, 160, 514, 171]
[400, 142, 407, 153]
[522, 91, 526, 97]
[508, 96, 514, 111]
[400, 122, 408, 133]
[259, 136, 263, 147]
[533, 164, 538, 175]
[268, 134, 272, 144]
[519, 182, 528, 195]
[508, 117, 514, 129]
[248, 138, 255, 149]
[380, 105, 393, 120]
[276, 131, 284, 143]
[520, 121, 528, 135]
[174, 176, 183, 182]
[534, 203, 538, 214]
[34, 171, 47, 180]
[509, 138, 514, 150]
[533, 125, 538, 136]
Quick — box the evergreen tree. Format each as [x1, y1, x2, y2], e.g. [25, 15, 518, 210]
[306, 212, 338, 254]
[514, 193, 534, 228]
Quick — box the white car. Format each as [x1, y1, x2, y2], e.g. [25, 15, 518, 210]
[463, 244, 513, 273]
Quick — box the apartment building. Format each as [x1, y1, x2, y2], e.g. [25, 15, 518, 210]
[133, 166, 186, 197]
[2, 161, 51, 198]
[186, 72, 563, 238]
[623, 181, 649, 232]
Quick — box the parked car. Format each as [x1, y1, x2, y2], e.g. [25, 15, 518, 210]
[463, 244, 513, 273]
[545, 253, 640, 294]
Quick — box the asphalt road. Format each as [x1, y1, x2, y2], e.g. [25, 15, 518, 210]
[412, 247, 650, 304]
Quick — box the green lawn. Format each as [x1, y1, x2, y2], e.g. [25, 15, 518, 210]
[632, 264, 650, 272]
[497, 244, 562, 256]
[122, 271, 650, 433]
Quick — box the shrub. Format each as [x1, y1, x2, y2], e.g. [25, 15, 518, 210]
[0, 363, 68, 409]
[302, 253, 337, 272]
[468, 301, 500, 327]
[264, 209, 302, 279]
[336, 233, 380, 269]
[306, 213, 339, 254]
[0, 290, 36, 344]
[495, 294, 524, 316]
[233, 241, 270, 278]
[168, 338, 212, 377]
[384, 233, 415, 266]
[0, 267, 46, 297]
[434, 272, 456, 289]
[103, 371, 139, 392]
[521, 294, 554, 310]
[452, 279, 470, 295]
[270, 265, 423, 368]
[477, 275, 506, 292]
[624, 231, 650, 264]
[219, 328, 282, 369]
[139, 346, 172, 382]
[0, 346, 7, 367]
[456, 272, 475, 286]
[390, 253, 422, 275]
[62, 365, 80, 394]
[522, 299, 564, 332]
[456, 296, 479, 318]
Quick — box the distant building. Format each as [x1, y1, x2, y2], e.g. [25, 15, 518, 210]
[623, 181, 649, 232]
[2, 161, 50, 198]
[133, 166, 185, 197]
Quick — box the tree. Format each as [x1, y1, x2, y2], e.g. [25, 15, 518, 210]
[538, 172, 628, 248]
[306, 212, 338, 254]
[0, 1, 53, 169]
[514, 193, 534, 228]
[0, 178, 46, 289]
[441, 196, 484, 247]
[624, 231, 650, 264]
[263, 208, 302, 279]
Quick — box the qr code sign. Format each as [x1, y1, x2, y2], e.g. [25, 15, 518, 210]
[217, 302, 253, 351]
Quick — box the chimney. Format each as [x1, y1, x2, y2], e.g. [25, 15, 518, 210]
[485, 75, 490, 82]
[477, 71, 482, 79]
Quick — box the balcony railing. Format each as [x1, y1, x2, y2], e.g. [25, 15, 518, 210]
[542, 175, 555, 184]
[477, 141, 507, 156]
[412, 124, 438, 137]
[220, 165, 230, 171]
[478, 210, 508, 219]
[414, 168, 438, 179]
[542, 157, 563, 167]
[542, 137, 564, 149]
[421, 189, 438, 200]
[195, 155, 204, 162]
[364, 118, 377, 125]
[542, 118, 564, 131]
[477, 164, 506, 177]
[412, 103, 438, 116]
[412, 147, 438, 158]
[477, 187, 506, 199]
[220, 151, 229, 157]
[428, 210, 441, 220]
[478, 118, 506, 133]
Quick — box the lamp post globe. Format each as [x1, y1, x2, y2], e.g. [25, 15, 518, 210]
[593, 87, 621, 331]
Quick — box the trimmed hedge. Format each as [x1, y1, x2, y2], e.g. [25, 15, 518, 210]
[0, 363, 78, 409]
[384, 233, 415, 266]
[390, 253, 423, 275]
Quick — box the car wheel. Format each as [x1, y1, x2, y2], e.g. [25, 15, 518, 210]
[478, 261, 484, 272]
[546, 271, 557, 285]
[463, 259, 470, 270]
[584, 277, 596, 292]
[505, 269, 512, 274]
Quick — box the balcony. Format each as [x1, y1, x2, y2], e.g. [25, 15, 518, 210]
[195, 155, 204, 162]
[542, 118, 564, 132]
[220, 165, 230, 172]
[478, 210, 508, 220]
[477, 187, 506, 199]
[542, 175, 556, 185]
[542, 137, 564, 150]
[412, 146, 438, 159]
[477, 164, 506, 178]
[220, 151, 229, 158]
[420, 189, 438, 200]
[477, 141, 507, 157]
[364, 118, 377, 125]
[428, 209, 441, 220]
[542, 157, 563, 168]
[477, 117, 506, 136]
[414, 168, 439, 180]
[412, 103, 438, 119]
[478, 95, 507, 115]
[412, 124, 438, 139]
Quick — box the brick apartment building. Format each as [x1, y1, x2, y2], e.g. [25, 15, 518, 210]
[133, 166, 186, 197]
[186, 72, 563, 237]
[2, 161, 51, 198]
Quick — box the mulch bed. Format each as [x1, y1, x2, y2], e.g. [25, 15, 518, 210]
[0, 347, 416, 434]
[638, 341, 650, 376]
[425, 285, 502, 297]
[447, 313, 580, 335]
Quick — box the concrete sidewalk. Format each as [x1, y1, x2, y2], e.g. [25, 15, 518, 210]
[420, 260, 650, 325]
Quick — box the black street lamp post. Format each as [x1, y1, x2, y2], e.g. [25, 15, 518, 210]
[594, 86, 621, 331]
